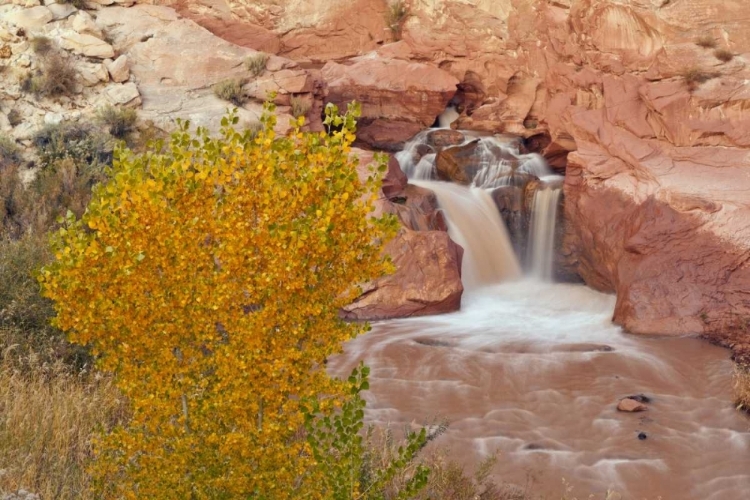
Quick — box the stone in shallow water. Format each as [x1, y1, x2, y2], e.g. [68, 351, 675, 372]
[617, 398, 648, 412]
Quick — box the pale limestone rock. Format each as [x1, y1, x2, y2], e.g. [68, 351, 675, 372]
[105, 82, 140, 106]
[0, 113, 11, 132]
[17, 54, 31, 67]
[6, 6, 54, 31]
[70, 11, 103, 38]
[0, 28, 14, 42]
[47, 2, 77, 20]
[44, 112, 63, 125]
[77, 60, 109, 86]
[59, 30, 114, 58]
[104, 54, 128, 83]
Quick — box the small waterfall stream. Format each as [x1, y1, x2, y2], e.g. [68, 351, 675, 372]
[330, 128, 750, 499]
[411, 180, 521, 289]
[527, 177, 563, 281]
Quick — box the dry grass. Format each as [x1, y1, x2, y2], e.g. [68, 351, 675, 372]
[695, 35, 717, 49]
[245, 52, 269, 77]
[213, 78, 247, 106]
[386, 0, 410, 40]
[0, 135, 21, 170]
[290, 95, 312, 118]
[20, 55, 78, 98]
[733, 364, 750, 412]
[714, 48, 734, 63]
[682, 67, 719, 91]
[30, 36, 54, 56]
[96, 105, 138, 139]
[0, 362, 126, 499]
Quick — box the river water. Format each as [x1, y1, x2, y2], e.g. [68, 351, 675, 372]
[329, 281, 750, 499]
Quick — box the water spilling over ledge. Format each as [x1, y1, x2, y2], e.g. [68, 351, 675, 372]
[332, 129, 750, 498]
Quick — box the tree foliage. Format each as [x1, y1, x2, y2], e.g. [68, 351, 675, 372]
[39, 102, 399, 498]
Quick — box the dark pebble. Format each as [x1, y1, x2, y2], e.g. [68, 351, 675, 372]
[638, 432, 648, 440]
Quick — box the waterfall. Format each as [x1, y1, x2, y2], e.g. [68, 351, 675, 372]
[411, 180, 521, 290]
[527, 178, 563, 281]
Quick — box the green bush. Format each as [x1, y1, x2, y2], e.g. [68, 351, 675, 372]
[304, 364, 432, 499]
[96, 105, 138, 139]
[213, 78, 247, 106]
[0, 135, 22, 169]
[245, 52, 269, 77]
[33, 122, 112, 169]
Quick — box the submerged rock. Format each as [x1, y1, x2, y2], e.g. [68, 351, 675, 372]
[618, 398, 648, 412]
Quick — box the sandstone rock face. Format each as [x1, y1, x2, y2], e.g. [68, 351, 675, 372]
[340, 229, 464, 320]
[322, 57, 459, 148]
[345, 150, 458, 320]
[6, 6, 54, 32]
[617, 398, 648, 413]
[58, 30, 115, 59]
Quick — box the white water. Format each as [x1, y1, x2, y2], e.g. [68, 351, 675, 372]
[437, 106, 459, 128]
[527, 177, 564, 281]
[411, 180, 521, 289]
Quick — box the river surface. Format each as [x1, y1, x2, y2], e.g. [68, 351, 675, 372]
[329, 281, 750, 499]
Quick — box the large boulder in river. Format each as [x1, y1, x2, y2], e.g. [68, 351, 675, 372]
[341, 229, 464, 320]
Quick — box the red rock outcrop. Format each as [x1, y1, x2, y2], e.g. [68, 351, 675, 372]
[145, 0, 750, 341]
[322, 57, 459, 148]
[340, 229, 464, 320]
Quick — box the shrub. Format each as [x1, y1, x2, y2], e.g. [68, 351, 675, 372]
[96, 105, 137, 139]
[39, 103, 399, 497]
[695, 35, 717, 49]
[33, 122, 112, 169]
[386, 0, 410, 40]
[30, 36, 54, 56]
[212, 78, 246, 106]
[714, 48, 734, 62]
[7, 109, 22, 128]
[20, 55, 78, 98]
[245, 52, 269, 77]
[682, 67, 719, 91]
[0, 135, 22, 169]
[304, 364, 432, 498]
[290, 94, 311, 118]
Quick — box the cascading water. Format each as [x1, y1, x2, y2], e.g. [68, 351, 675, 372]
[527, 177, 564, 281]
[411, 180, 521, 289]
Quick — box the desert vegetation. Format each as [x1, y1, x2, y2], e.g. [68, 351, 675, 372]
[245, 52, 269, 77]
[714, 48, 734, 62]
[386, 0, 410, 40]
[212, 77, 246, 106]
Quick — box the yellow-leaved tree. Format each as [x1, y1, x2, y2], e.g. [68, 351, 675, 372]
[39, 103, 400, 498]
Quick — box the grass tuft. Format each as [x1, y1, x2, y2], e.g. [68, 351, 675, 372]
[714, 48, 734, 63]
[0, 135, 22, 170]
[695, 35, 717, 49]
[213, 78, 247, 106]
[96, 106, 138, 139]
[682, 67, 719, 91]
[290, 95, 311, 118]
[30, 36, 54, 56]
[245, 53, 269, 78]
[386, 0, 410, 40]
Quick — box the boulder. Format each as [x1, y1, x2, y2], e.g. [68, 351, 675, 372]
[59, 30, 114, 59]
[354, 119, 422, 152]
[105, 54, 129, 83]
[6, 6, 53, 31]
[47, 3, 77, 20]
[322, 56, 459, 128]
[104, 82, 140, 106]
[341, 229, 464, 320]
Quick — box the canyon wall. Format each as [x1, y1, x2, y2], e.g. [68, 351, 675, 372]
[164, 0, 750, 341]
